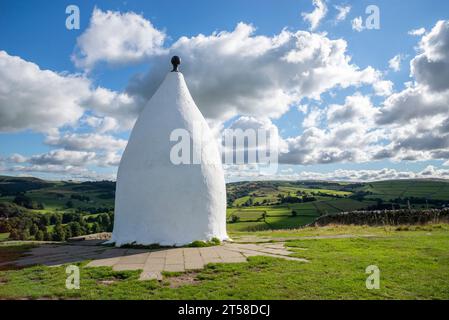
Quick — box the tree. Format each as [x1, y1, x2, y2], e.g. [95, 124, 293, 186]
[98, 213, 111, 230]
[65, 200, 74, 209]
[9, 228, 19, 240]
[106, 213, 114, 232]
[64, 225, 72, 239]
[35, 230, 44, 241]
[53, 224, 66, 241]
[69, 222, 82, 237]
[0, 221, 9, 233]
[230, 215, 240, 223]
[13, 194, 33, 208]
[29, 224, 39, 236]
[39, 215, 50, 227]
[18, 229, 30, 240]
[91, 222, 101, 234]
[50, 214, 62, 225]
[43, 230, 52, 241]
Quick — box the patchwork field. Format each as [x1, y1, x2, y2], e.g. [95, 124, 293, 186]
[226, 180, 449, 231]
[1, 176, 449, 239]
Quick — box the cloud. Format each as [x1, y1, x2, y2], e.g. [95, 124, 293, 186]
[372, 21, 449, 164]
[373, 80, 394, 96]
[411, 20, 449, 92]
[8, 154, 27, 163]
[225, 165, 449, 182]
[85, 87, 145, 131]
[389, 54, 403, 72]
[44, 133, 127, 152]
[82, 116, 119, 133]
[326, 94, 379, 125]
[5, 10, 449, 179]
[72, 8, 166, 70]
[0, 51, 90, 133]
[0, 50, 143, 134]
[15, 145, 121, 171]
[29, 150, 97, 167]
[224, 116, 288, 160]
[378, 21, 449, 126]
[302, 0, 328, 31]
[3, 164, 115, 181]
[408, 28, 426, 36]
[280, 125, 382, 165]
[377, 86, 449, 125]
[334, 5, 351, 22]
[303, 107, 323, 128]
[352, 17, 365, 32]
[278, 93, 392, 166]
[127, 22, 382, 123]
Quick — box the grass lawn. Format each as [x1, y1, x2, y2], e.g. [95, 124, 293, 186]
[0, 224, 448, 300]
[0, 233, 9, 242]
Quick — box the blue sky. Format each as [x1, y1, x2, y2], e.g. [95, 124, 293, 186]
[1, 0, 449, 181]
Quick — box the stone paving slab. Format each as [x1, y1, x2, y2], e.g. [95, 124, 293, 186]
[87, 257, 121, 267]
[113, 263, 145, 271]
[11, 240, 308, 281]
[139, 271, 163, 281]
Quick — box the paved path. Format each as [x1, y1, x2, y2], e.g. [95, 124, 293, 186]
[8, 241, 308, 281]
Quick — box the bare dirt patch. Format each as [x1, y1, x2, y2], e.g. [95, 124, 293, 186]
[166, 272, 201, 288]
[97, 279, 117, 286]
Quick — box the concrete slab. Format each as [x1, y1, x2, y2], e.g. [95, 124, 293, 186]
[164, 264, 185, 272]
[139, 271, 162, 281]
[184, 262, 205, 270]
[87, 257, 121, 267]
[143, 263, 165, 272]
[113, 263, 144, 271]
[118, 253, 150, 264]
[11, 238, 309, 281]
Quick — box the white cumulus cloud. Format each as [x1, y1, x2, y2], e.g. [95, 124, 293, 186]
[0, 51, 90, 133]
[72, 8, 166, 70]
[408, 28, 426, 36]
[334, 5, 351, 22]
[389, 54, 403, 72]
[352, 16, 365, 32]
[302, 0, 328, 31]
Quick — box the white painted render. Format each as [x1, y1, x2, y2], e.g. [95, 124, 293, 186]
[110, 72, 228, 246]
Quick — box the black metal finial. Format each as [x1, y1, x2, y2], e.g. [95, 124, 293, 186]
[171, 56, 181, 72]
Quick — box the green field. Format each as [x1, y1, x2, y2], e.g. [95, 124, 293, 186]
[1, 224, 448, 300]
[2, 176, 449, 240]
[363, 180, 449, 201]
[0, 233, 9, 242]
[226, 180, 449, 231]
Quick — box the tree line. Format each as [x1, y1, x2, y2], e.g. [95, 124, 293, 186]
[0, 203, 113, 241]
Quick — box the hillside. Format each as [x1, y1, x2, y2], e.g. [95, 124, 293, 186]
[226, 179, 449, 231]
[1, 176, 449, 239]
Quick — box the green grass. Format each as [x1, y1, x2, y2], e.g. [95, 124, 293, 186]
[0, 233, 10, 242]
[1, 224, 448, 299]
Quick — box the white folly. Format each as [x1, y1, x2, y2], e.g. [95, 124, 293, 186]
[110, 56, 228, 246]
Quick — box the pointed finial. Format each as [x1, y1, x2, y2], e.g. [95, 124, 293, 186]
[171, 56, 181, 72]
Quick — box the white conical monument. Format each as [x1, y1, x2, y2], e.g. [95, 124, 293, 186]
[110, 56, 228, 246]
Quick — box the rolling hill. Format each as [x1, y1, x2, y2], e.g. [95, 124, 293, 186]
[1, 175, 449, 237]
